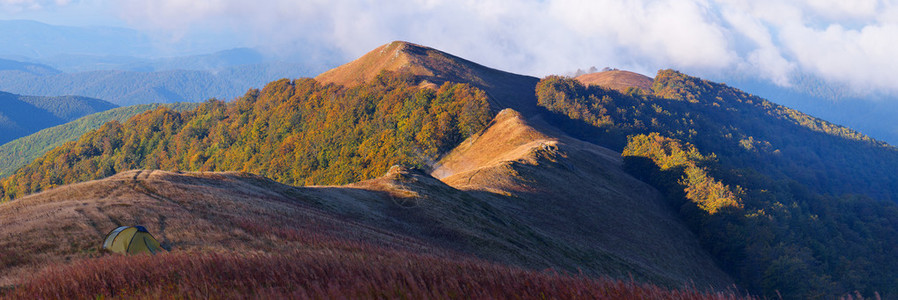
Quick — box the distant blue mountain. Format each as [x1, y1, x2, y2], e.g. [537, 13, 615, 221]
[0, 91, 116, 144]
[0, 20, 316, 107]
[0, 20, 154, 58]
[0, 19, 249, 59]
[0, 61, 312, 106]
[0, 58, 60, 75]
[34, 47, 268, 73]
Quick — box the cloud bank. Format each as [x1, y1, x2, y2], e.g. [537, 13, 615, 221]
[4, 0, 897, 96]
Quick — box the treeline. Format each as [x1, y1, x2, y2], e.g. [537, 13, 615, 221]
[0, 72, 492, 200]
[537, 73, 898, 298]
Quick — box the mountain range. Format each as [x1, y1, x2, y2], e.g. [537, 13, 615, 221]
[0, 20, 315, 107]
[0, 20, 156, 59]
[2, 41, 898, 298]
[33, 48, 266, 73]
[0, 59, 312, 106]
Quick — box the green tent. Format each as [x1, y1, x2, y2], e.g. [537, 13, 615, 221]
[102, 226, 164, 255]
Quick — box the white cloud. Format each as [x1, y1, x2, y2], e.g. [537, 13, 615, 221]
[781, 22, 898, 94]
[6, 0, 895, 96]
[720, 5, 795, 85]
[548, 0, 736, 71]
[1, 0, 46, 12]
[801, 0, 881, 21]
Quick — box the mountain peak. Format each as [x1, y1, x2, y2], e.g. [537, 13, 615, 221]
[316, 41, 540, 113]
[575, 70, 653, 93]
[315, 41, 427, 87]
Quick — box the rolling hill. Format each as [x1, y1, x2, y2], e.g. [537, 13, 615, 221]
[0, 91, 116, 145]
[0, 103, 199, 177]
[3, 40, 898, 298]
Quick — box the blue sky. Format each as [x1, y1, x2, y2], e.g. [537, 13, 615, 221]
[2, 0, 896, 97]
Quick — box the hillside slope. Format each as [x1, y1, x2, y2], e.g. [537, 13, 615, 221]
[540, 72, 898, 200]
[0, 169, 430, 284]
[0, 164, 731, 292]
[0, 92, 116, 144]
[316, 41, 540, 114]
[0, 171, 745, 299]
[536, 73, 898, 297]
[434, 109, 731, 288]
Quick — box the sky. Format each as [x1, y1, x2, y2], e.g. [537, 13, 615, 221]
[1, 0, 897, 97]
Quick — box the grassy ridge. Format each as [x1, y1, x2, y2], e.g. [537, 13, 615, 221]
[0, 103, 199, 177]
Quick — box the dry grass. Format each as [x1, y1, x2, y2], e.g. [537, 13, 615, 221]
[433, 109, 555, 181]
[5, 248, 751, 300]
[0, 169, 436, 286]
[315, 41, 422, 87]
[1, 169, 749, 299]
[576, 70, 654, 93]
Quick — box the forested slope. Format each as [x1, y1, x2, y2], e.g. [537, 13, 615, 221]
[0, 72, 492, 200]
[536, 72, 898, 298]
